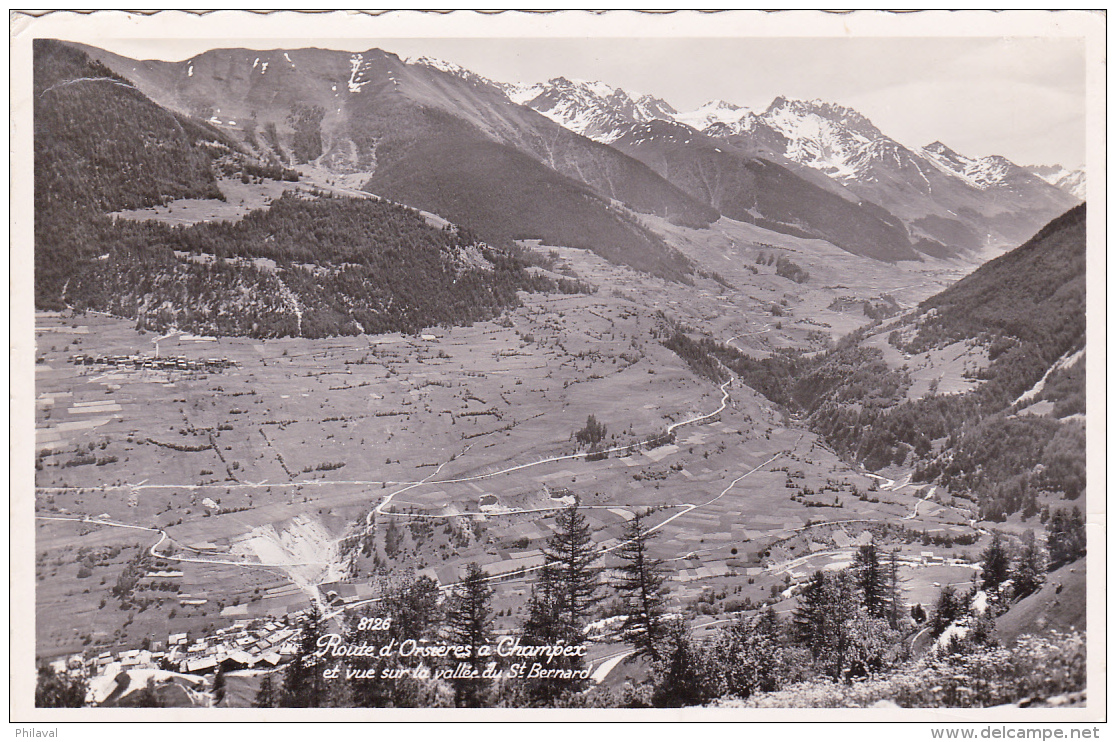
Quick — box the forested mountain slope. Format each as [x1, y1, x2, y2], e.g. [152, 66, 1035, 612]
[33, 39, 227, 304]
[910, 204, 1086, 356]
[677, 205, 1087, 520]
[74, 42, 717, 281]
[33, 40, 562, 336]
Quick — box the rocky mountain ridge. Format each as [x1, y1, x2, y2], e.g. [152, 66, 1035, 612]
[504, 77, 1081, 254]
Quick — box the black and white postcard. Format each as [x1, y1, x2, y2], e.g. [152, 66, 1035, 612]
[9, 9, 1106, 728]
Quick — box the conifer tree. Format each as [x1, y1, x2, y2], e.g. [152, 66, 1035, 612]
[651, 619, 711, 708]
[1012, 530, 1046, 599]
[519, 507, 600, 708]
[756, 605, 782, 644]
[706, 610, 784, 699]
[793, 570, 836, 656]
[929, 585, 965, 638]
[281, 602, 326, 707]
[980, 532, 1012, 592]
[384, 575, 443, 643]
[444, 562, 494, 707]
[792, 569, 859, 679]
[522, 562, 566, 644]
[323, 671, 355, 708]
[343, 606, 391, 708]
[254, 673, 278, 708]
[1047, 506, 1086, 567]
[212, 664, 227, 706]
[886, 548, 903, 629]
[345, 575, 445, 708]
[575, 415, 607, 447]
[541, 503, 601, 635]
[518, 563, 581, 706]
[853, 543, 888, 619]
[613, 511, 669, 660]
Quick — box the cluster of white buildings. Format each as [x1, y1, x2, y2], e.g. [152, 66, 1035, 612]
[50, 617, 305, 683]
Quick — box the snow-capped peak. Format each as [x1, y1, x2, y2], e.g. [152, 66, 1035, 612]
[673, 99, 750, 129]
[405, 54, 500, 90]
[751, 97, 891, 181]
[405, 54, 469, 77]
[503, 76, 676, 143]
[509, 77, 600, 102]
[570, 77, 626, 99]
[919, 142, 1014, 190]
[1027, 164, 1086, 200]
[764, 96, 884, 141]
[504, 81, 544, 105]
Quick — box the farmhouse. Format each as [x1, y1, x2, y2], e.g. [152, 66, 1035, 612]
[320, 582, 360, 606]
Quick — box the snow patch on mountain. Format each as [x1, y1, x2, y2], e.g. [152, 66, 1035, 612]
[758, 98, 880, 181]
[1027, 164, 1086, 199]
[504, 81, 543, 105]
[501, 77, 676, 143]
[348, 54, 369, 93]
[920, 141, 1013, 190]
[406, 54, 461, 74]
[619, 120, 702, 146]
[405, 55, 502, 91]
[673, 99, 750, 130]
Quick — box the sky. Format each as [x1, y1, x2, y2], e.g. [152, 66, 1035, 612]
[92, 35, 1086, 169]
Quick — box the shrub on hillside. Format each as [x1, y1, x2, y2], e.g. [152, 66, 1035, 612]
[726, 630, 1085, 708]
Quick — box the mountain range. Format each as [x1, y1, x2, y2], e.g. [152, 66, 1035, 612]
[29, 40, 1090, 690]
[483, 74, 1082, 254]
[37, 38, 1087, 319]
[67, 42, 1080, 272]
[1026, 164, 1087, 200]
[73, 43, 715, 281]
[33, 40, 561, 337]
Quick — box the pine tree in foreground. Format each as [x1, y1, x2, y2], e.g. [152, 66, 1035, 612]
[343, 575, 446, 708]
[541, 503, 601, 635]
[793, 570, 852, 661]
[383, 575, 443, 643]
[613, 511, 669, 660]
[792, 569, 893, 680]
[518, 561, 587, 707]
[253, 673, 278, 708]
[519, 505, 601, 708]
[706, 609, 784, 699]
[651, 619, 712, 707]
[522, 562, 566, 644]
[853, 543, 888, 620]
[444, 562, 494, 708]
[281, 602, 326, 707]
[886, 548, 903, 629]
